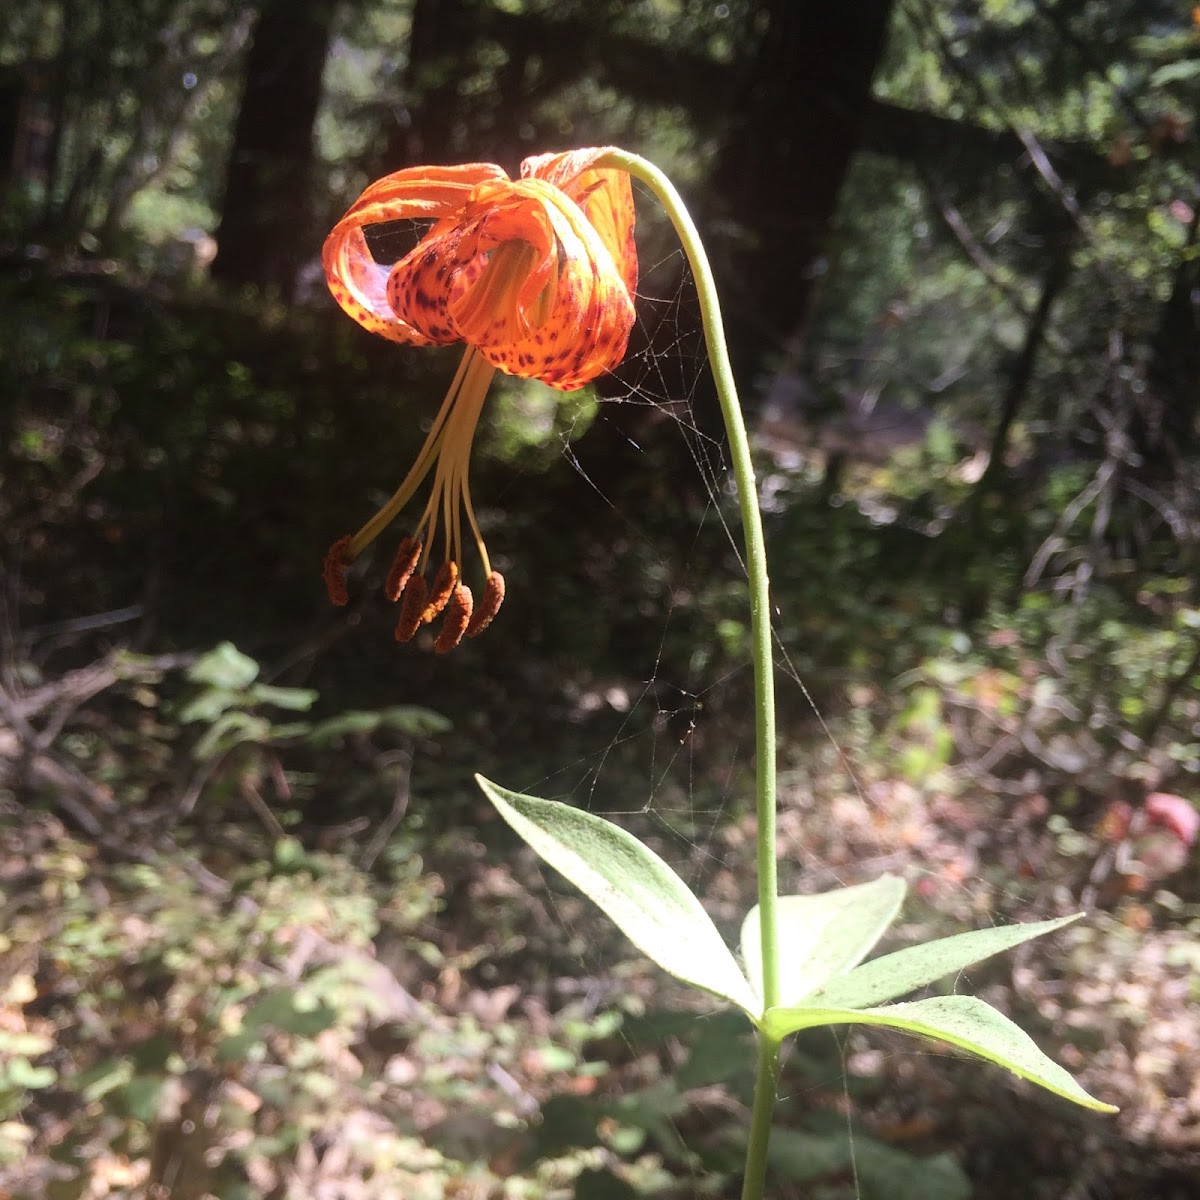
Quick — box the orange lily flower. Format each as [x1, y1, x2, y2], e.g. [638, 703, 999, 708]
[321, 148, 637, 652]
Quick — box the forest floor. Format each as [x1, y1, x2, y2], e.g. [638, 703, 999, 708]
[3, 676, 1198, 1200]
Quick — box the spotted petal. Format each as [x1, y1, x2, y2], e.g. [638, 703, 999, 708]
[386, 175, 636, 389]
[522, 148, 638, 299]
[322, 162, 508, 345]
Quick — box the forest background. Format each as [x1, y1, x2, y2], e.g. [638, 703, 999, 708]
[2, 1, 1199, 1197]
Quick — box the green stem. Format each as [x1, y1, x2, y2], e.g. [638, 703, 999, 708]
[743, 1034, 782, 1200]
[603, 151, 780, 1200]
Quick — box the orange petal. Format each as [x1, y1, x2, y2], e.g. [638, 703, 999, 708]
[522, 148, 638, 300]
[477, 177, 633, 389]
[322, 163, 509, 343]
[389, 175, 635, 390]
[384, 216, 499, 347]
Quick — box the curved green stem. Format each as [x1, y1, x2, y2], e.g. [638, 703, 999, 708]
[602, 150, 780, 1200]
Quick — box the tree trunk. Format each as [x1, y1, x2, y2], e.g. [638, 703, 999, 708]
[711, 0, 896, 379]
[1144, 206, 1200, 466]
[379, 0, 468, 170]
[38, 0, 79, 232]
[974, 219, 1076, 498]
[210, 0, 338, 296]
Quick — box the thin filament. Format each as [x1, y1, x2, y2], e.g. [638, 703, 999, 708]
[411, 349, 496, 568]
[347, 347, 476, 558]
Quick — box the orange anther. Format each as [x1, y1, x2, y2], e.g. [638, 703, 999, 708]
[466, 571, 505, 638]
[322, 535, 354, 606]
[394, 574, 428, 642]
[420, 560, 459, 624]
[385, 536, 422, 602]
[435, 584, 474, 654]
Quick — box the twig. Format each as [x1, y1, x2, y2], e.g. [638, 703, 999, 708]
[1024, 460, 1114, 587]
[972, 228, 1075, 502]
[243, 780, 286, 841]
[1139, 636, 1200, 747]
[19, 605, 145, 643]
[359, 750, 413, 871]
[1123, 478, 1195, 543]
[1015, 128, 1082, 223]
[921, 172, 1033, 318]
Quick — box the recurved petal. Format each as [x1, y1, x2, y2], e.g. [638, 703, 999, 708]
[334, 162, 509, 229]
[453, 177, 634, 389]
[520, 147, 618, 194]
[387, 179, 552, 348]
[520, 230, 634, 389]
[529, 181, 635, 389]
[323, 162, 508, 343]
[521, 148, 638, 298]
[324, 225, 431, 344]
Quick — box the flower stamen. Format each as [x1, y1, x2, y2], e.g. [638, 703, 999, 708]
[435, 583, 474, 654]
[407, 349, 495, 573]
[323, 536, 354, 606]
[384, 536, 422, 602]
[421, 560, 459, 624]
[394, 575, 428, 643]
[466, 571, 505, 638]
[345, 348, 481, 562]
[328, 347, 500, 649]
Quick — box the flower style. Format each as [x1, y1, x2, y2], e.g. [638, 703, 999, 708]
[321, 148, 638, 652]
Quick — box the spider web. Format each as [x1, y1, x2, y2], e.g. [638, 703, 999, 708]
[507, 247, 757, 804]
[465, 208, 1051, 1190]
[498, 239, 858, 867]
[476, 238, 969, 1196]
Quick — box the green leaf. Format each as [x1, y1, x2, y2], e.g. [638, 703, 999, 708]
[214, 1027, 264, 1065]
[122, 1074, 166, 1123]
[215, 1029, 262, 1063]
[762, 995, 1117, 1112]
[377, 704, 452, 735]
[192, 710, 272, 759]
[273, 836, 305, 869]
[7, 1059, 57, 1090]
[765, 1127, 853, 1183]
[187, 642, 260, 690]
[309, 710, 384, 741]
[128, 1034, 174, 1073]
[74, 1058, 133, 1100]
[768, 1127, 970, 1199]
[610, 1081, 689, 1155]
[477, 776, 758, 1017]
[741, 875, 905, 1005]
[802, 913, 1082, 1010]
[575, 1169, 639, 1200]
[179, 687, 239, 724]
[308, 705, 451, 746]
[242, 991, 338, 1037]
[1151, 59, 1200, 86]
[676, 1011, 756, 1088]
[848, 1140, 971, 1200]
[266, 720, 314, 742]
[533, 1094, 602, 1155]
[248, 683, 319, 712]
